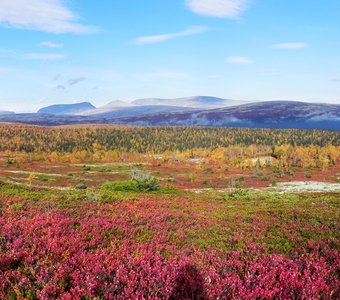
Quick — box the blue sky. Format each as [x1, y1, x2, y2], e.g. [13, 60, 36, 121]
[0, 0, 340, 112]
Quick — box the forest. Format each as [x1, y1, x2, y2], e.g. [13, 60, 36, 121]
[0, 124, 339, 153]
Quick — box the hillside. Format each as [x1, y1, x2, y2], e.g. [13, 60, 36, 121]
[131, 96, 246, 109]
[112, 101, 340, 130]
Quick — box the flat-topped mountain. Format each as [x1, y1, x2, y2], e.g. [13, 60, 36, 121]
[38, 102, 96, 115]
[0, 111, 15, 115]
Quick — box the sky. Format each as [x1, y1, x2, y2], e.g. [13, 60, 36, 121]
[0, 0, 340, 112]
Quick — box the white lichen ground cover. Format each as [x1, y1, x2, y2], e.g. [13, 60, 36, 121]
[266, 181, 340, 193]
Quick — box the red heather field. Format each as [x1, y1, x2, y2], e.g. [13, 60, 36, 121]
[0, 186, 339, 299]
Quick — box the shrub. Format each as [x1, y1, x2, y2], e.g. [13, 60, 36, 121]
[130, 168, 160, 192]
[101, 181, 138, 192]
[100, 169, 160, 195]
[222, 189, 252, 201]
[99, 190, 137, 202]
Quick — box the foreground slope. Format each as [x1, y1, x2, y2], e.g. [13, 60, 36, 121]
[0, 184, 339, 299]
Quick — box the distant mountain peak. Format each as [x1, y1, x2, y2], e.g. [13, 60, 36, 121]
[38, 102, 96, 115]
[104, 100, 133, 107]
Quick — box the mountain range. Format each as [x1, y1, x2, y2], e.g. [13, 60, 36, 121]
[1, 97, 339, 130]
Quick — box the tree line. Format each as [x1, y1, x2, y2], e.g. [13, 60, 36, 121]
[0, 124, 339, 154]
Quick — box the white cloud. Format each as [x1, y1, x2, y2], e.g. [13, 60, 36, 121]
[0, 0, 94, 33]
[133, 26, 208, 45]
[227, 56, 253, 65]
[272, 43, 308, 49]
[186, 0, 248, 18]
[39, 41, 64, 48]
[23, 53, 66, 60]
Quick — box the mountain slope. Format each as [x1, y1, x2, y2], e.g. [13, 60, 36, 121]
[85, 105, 195, 118]
[132, 96, 246, 109]
[38, 102, 96, 115]
[79, 100, 134, 115]
[80, 96, 245, 116]
[111, 101, 340, 130]
[0, 111, 15, 115]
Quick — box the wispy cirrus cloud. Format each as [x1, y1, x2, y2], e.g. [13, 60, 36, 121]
[23, 53, 66, 60]
[55, 84, 66, 90]
[227, 56, 253, 65]
[272, 42, 308, 49]
[68, 77, 86, 86]
[0, 0, 95, 33]
[0, 49, 66, 61]
[186, 0, 249, 18]
[39, 41, 64, 49]
[133, 26, 208, 45]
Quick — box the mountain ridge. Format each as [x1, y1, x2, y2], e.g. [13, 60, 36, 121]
[1, 99, 338, 130]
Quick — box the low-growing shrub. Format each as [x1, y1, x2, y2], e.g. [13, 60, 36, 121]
[101, 180, 138, 192]
[99, 190, 137, 202]
[222, 189, 253, 201]
[130, 168, 160, 192]
[101, 178, 160, 194]
[12, 202, 24, 211]
[75, 183, 87, 190]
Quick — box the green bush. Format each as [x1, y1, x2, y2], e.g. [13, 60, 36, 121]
[130, 168, 160, 192]
[222, 189, 253, 201]
[100, 169, 160, 195]
[101, 180, 138, 192]
[101, 178, 160, 193]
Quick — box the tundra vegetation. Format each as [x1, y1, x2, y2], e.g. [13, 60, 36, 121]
[0, 124, 339, 299]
